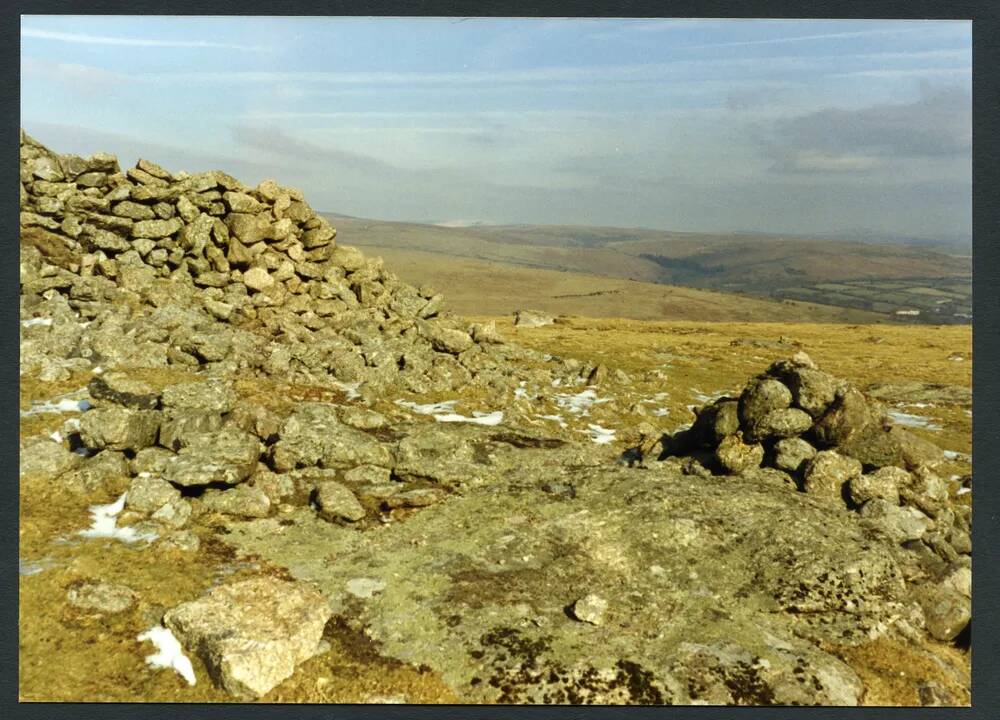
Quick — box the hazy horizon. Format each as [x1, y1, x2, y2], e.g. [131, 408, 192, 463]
[21, 16, 971, 241]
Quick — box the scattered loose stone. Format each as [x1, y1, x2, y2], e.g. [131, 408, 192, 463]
[571, 594, 608, 625]
[316, 481, 366, 522]
[67, 581, 137, 614]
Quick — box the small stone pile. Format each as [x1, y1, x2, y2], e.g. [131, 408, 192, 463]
[645, 352, 970, 642]
[19, 130, 551, 396]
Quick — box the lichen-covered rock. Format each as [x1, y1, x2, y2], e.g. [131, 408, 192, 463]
[88, 373, 160, 409]
[848, 466, 907, 506]
[802, 450, 862, 498]
[691, 398, 740, 447]
[67, 581, 137, 614]
[79, 406, 160, 451]
[738, 378, 792, 440]
[163, 578, 332, 699]
[715, 433, 764, 474]
[913, 583, 970, 642]
[752, 407, 813, 440]
[160, 427, 261, 487]
[20, 438, 81, 478]
[316, 481, 366, 522]
[126, 475, 181, 513]
[201, 484, 271, 518]
[811, 388, 874, 447]
[271, 403, 391, 472]
[772, 437, 817, 474]
[859, 499, 933, 543]
[161, 378, 237, 414]
[158, 410, 225, 452]
[781, 367, 838, 418]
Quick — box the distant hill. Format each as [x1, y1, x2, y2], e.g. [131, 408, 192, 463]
[322, 213, 971, 324]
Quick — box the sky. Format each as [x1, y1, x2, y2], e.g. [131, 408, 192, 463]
[20, 17, 971, 239]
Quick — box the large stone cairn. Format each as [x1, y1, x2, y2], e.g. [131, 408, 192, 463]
[19, 129, 523, 396]
[644, 352, 970, 641]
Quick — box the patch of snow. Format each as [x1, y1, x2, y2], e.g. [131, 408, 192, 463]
[943, 450, 968, 461]
[92, 366, 104, 375]
[886, 410, 941, 431]
[22, 317, 53, 327]
[396, 399, 458, 415]
[433, 410, 504, 426]
[957, 487, 971, 495]
[691, 388, 725, 404]
[514, 387, 530, 400]
[903, 402, 934, 409]
[19, 558, 53, 576]
[137, 626, 196, 686]
[554, 388, 611, 416]
[50, 430, 63, 443]
[79, 492, 157, 544]
[333, 380, 361, 400]
[346, 577, 386, 599]
[653, 408, 670, 417]
[21, 396, 92, 417]
[551, 378, 562, 387]
[583, 424, 616, 444]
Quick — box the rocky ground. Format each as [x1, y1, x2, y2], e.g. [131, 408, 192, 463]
[19, 132, 971, 705]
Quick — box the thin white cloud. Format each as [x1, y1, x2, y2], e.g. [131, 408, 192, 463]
[21, 27, 266, 51]
[681, 23, 959, 49]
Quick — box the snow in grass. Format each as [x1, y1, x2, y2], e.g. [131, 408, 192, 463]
[903, 402, 935, 409]
[691, 388, 726, 404]
[137, 626, 196, 686]
[21, 317, 53, 328]
[514, 382, 530, 400]
[433, 410, 504, 426]
[396, 400, 458, 415]
[551, 378, 563, 387]
[653, 408, 670, 417]
[333, 380, 361, 400]
[957, 487, 971, 496]
[79, 493, 157, 544]
[583, 424, 616, 444]
[554, 388, 611, 416]
[19, 558, 54, 576]
[886, 410, 941, 431]
[92, 366, 104, 375]
[50, 430, 63, 443]
[20, 396, 92, 417]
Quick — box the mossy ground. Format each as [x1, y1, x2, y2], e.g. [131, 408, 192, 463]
[19, 318, 972, 703]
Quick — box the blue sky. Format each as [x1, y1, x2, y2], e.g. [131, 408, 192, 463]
[21, 17, 971, 238]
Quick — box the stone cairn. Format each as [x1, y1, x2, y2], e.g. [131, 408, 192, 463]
[19, 129, 532, 398]
[638, 351, 970, 642]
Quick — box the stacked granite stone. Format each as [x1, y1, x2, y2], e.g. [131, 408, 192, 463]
[649, 352, 970, 641]
[19, 130, 542, 395]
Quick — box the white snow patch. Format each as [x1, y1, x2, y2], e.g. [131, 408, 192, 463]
[957, 487, 971, 495]
[22, 317, 53, 327]
[79, 492, 157, 544]
[433, 410, 504, 426]
[551, 378, 563, 387]
[50, 430, 63, 443]
[886, 410, 941, 431]
[514, 387, 530, 400]
[333, 381, 361, 400]
[92, 366, 104, 375]
[554, 389, 611, 416]
[21, 396, 92, 417]
[653, 408, 670, 417]
[583, 424, 616, 444]
[903, 402, 934, 409]
[943, 450, 968, 461]
[396, 400, 458, 415]
[346, 577, 386, 599]
[137, 626, 196, 686]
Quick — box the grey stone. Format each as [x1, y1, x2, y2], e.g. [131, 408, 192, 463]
[126, 475, 181, 513]
[344, 465, 392, 484]
[772, 437, 817, 474]
[914, 583, 970, 642]
[859, 499, 933, 543]
[161, 378, 237, 414]
[159, 410, 224, 452]
[202, 484, 271, 518]
[160, 427, 261, 487]
[20, 438, 81, 478]
[848, 466, 907, 506]
[67, 581, 136, 614]
[715, 433, 764, 474]
[79, 407, 160, 451]
[384, 488, 447, 509]
[738, 378, 792, 438]
[571, 594, 608, 625]
[163, 578, 332, 699]
[316, 481, 366, 522]
[151, 497, 192, 528]
[753, 407, 813, 440]
[802, 450, 862, 498]
[271, 403, 392, 472]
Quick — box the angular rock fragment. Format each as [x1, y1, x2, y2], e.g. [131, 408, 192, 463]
[163, 578, 332, 699]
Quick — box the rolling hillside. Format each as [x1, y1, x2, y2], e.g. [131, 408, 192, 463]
[323, 213, 971, 323]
